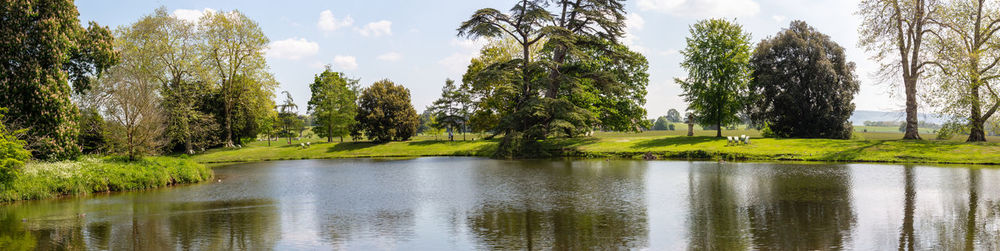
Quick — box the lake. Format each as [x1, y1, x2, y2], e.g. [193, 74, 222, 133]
[1, 157, 998, 250]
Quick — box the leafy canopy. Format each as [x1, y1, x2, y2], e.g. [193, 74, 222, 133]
[748, 21, 859, 139]
[308, 68, 359, 142]
[676, 19, 753, 137]
[354, 80, 420, 143]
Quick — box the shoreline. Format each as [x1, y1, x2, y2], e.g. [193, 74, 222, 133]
[0, 156, 213, 203]
[192, 136, 1000, 166]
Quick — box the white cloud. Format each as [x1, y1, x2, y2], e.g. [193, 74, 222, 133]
[317, 10, 354, 31]
[626, 13, 646, 31]
[308, 61, 326, 69]
[449, 38, 487, 50]
[772, 15, 787, 23]
[439, 38, 489, 75]
[172, 8, 216, 23]
[637, 0, 760, 18]
[623, 13, 646, 52]
[332, 55, 358, 70]
[377, 52, 402, 62]
[357, 20, 392, 37]
[660, 49, 680, 56]
[267, 38, 319, 60]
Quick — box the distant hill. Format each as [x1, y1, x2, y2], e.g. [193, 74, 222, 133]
[850, 110, 949, 125]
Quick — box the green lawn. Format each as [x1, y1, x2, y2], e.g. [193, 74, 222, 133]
[193, 128, 1000, 165]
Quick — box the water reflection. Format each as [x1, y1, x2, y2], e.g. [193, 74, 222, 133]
[686, 162, 749, 250]
[0, 158, 998, 250]
[466, 160, 648, 250]
[744, 164, 855, 250]
[899, 166, 915, 251]
[0, 197, 278, 250]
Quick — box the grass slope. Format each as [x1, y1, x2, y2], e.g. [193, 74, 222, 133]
[565, 136, 1000, 164]
[194, 130, 1000, 165]
[0, 156, 213, 202]
[193, 139, 495, 163]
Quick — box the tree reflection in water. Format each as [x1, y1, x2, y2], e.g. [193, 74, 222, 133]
[1, 159, 1000, 249]
[0, 197, 279, 250]
[465, 160, 649, 250]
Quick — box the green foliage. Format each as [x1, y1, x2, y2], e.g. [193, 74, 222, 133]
[200, 10, 275, 147]
[277, 91, 303, 142]
[355, 80, 421, 143]
[308, 68, 359, 142]
[922, 0, 1000, 142]
[676, 19, 753, 137]
[748, 21, 859, 139]
[138, 8, 215, 154]
[653, 116, 670, 130]
[0, 156, 211, 202]
[0, 0, 118, 160]
[761, 123, 777, 138]
[256, 108, 279, 146]
[0, 109, 31, 186]
[429, 79, 472, 141]
[418, 110, 436, 134]
[77, 108, 108, 154]
[567, 38, 651, 133]
[666, 109, 682, 123]
[457, 1, 647, 157]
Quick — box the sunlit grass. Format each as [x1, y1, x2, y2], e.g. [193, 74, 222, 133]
[0, 156, 213, 202]
[193, 127, 1000, 165]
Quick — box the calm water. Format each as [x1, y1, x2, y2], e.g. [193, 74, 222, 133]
[1, 158, 999, 250]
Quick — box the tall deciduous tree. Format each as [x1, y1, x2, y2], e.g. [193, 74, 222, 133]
[143, 7, 212, 154]
[308, 68, 358, 143]
[925, 0, 1000, 142]
[354, 80, 420, 143]
[676, 19, 753, 138]
[200, 10, 273, 147]
[429, 79, 472, 141]
[859, 0, 940, 139]
[0, 0, 117, 160]
[666, 109, 682, 123]
[95, 20, 170, 160]
[749, 21, 860, 139]
[257, 107, 278, 146]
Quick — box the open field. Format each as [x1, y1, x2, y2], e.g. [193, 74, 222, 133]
[193, 127, 1000, 165]
[0, 156, 212, 202]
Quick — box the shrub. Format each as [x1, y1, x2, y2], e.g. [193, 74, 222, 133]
[0, 109, 31, 186]
[761, 123, 777, 138]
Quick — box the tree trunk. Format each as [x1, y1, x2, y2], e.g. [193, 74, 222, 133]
[968, 85, 987, 142]
[902, 77, 921, 140]
[546, 49, 566, 99]
[224, 99, 234, 147]
[716, 122, 722, 138]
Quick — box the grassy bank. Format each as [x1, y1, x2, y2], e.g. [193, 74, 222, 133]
[193, 131, 1000, 165]
[0, 156, 213, 202]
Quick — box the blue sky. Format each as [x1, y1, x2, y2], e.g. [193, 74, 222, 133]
[77, 0, 898, 118]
